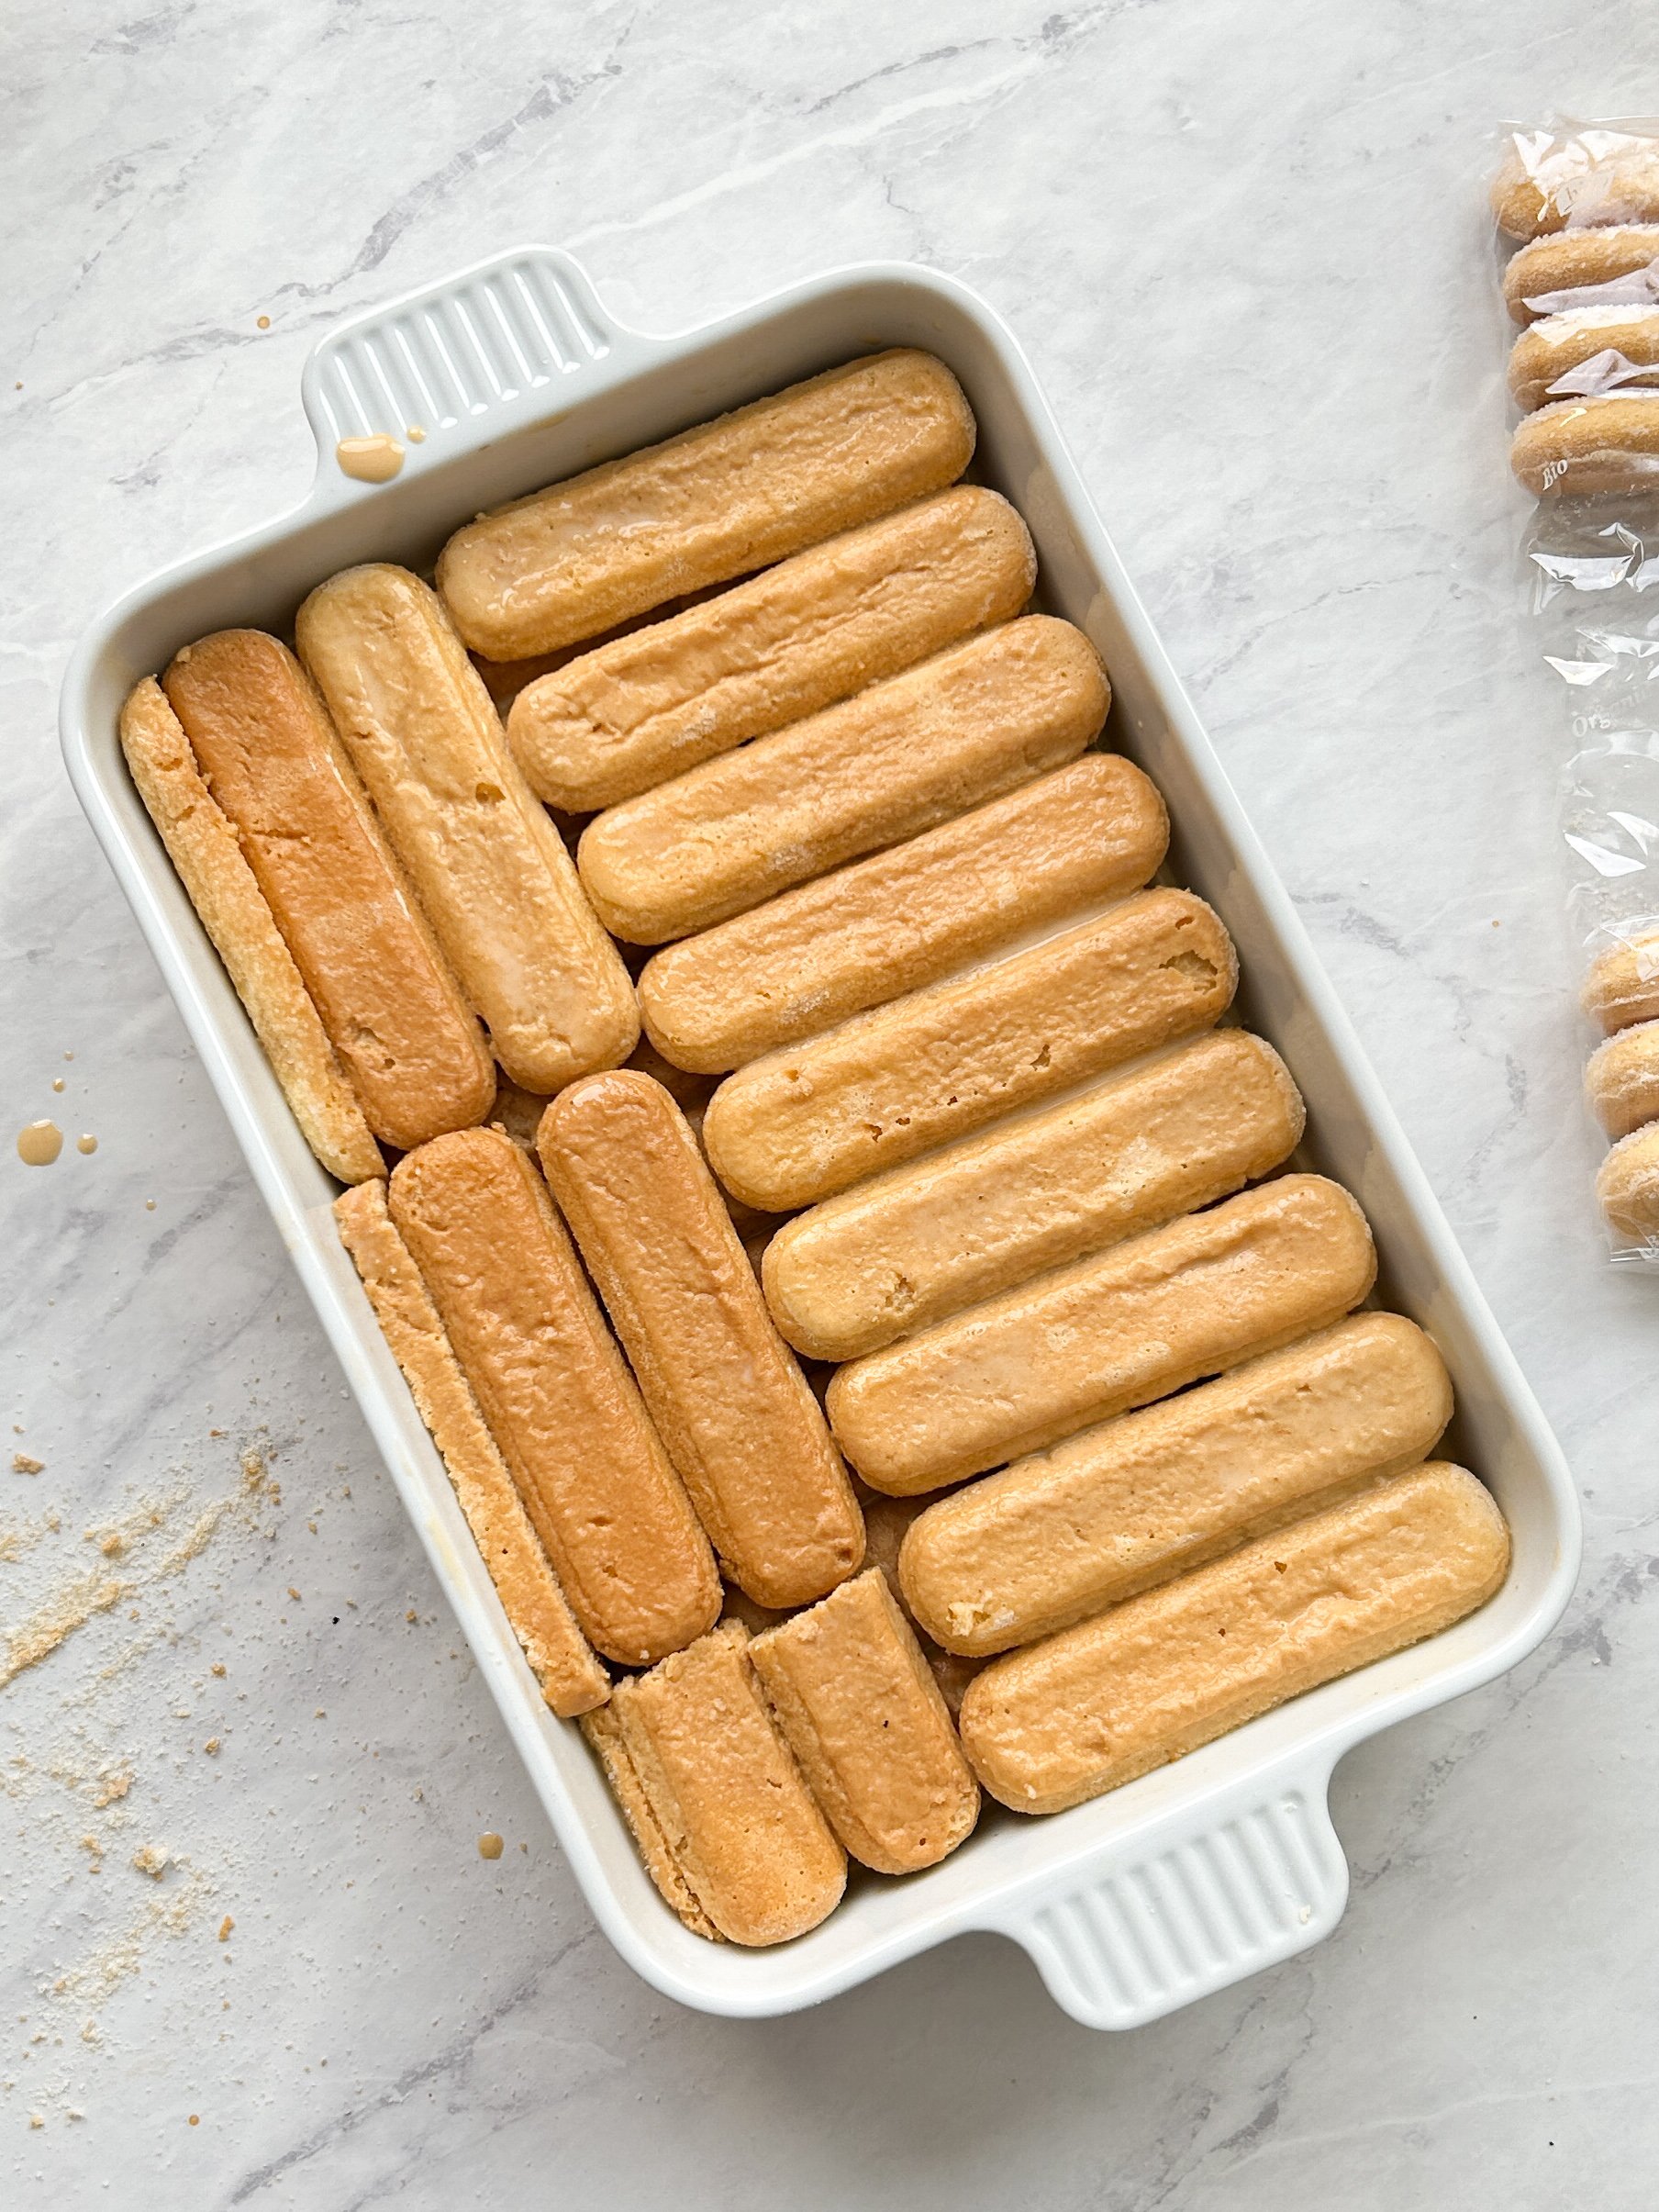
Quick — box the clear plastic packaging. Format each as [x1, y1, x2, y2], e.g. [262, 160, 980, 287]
[1495, 120, 1659, 1262]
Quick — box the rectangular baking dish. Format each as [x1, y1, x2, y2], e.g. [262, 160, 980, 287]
[61, 249, 1580, 2030]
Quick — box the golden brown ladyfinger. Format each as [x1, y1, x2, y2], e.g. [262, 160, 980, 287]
[702, 888, 1237, 1213]
[333, 1182, 607, 1715]
[1503, 224, 1659, 321]
[898, 1313, 1452, 1656]
[295, 564, 637, 1092]
[536, 1072, 864, 1609]
[387, 1128, 719, 1665]
[118, 678, 384, 1185]
[577, 615, 1110, 944]
[639, 754, 1169, 1074]
[1508, 307, 1659, 410]
[827, 1174, 1376, 1494]
[1510, 394, 1659, 495]
[601, 1622, 847, 1945]
[762, 1030, 1303, 1362]
[164, 631, 495, 1151]
[749, 1570, 979, 1875]
[1597, 1120, 1659, 1245]
[1582, 928, 1659, 1033]
[1587, 1021, 1659, 1137]
[958, 1463, 1510, 1815]
[437, 351, 975, 660]
[507, 486, 1034, 810]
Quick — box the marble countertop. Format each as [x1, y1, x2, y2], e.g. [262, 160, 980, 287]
[6, 3, 1657, 2205]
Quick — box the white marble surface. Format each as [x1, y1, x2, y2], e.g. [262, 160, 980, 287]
[5, 3, 1658, 2204]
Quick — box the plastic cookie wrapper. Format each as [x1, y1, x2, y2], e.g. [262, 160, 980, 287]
[1495, 118, 1659, 1262]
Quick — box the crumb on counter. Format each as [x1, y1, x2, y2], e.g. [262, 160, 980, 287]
[477, 1833, 504, 1860]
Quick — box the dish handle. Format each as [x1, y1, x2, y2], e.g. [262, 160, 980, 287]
[975, 1748, 1349, 2031]
[298, 245, 641, 497]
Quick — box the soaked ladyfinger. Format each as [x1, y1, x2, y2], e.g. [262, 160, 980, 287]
[898, 1313, 1452, 1656]
[296, 564, 637, 1093]
[438, 349, 976, 660]
[640, 754, 1168, 1074]
[387, 1128, 719, 1665]
[959, 1463, 1510, 1815]
[334, 1181, 607, 1716]
[508, 486, 1034, 810]
[597, 1622, 846, 1946]
[749, 1570, 979, 1875]
[703, 888, 1236, 1214]
[827, 1175, 1376, 1495]
[537, 1072, 864, 1610]
[164, 630, 495, 1151]
[762, 1030, 1302, 1363]
[118, 678, 383, 1185]
[577, 615, 1109, 944]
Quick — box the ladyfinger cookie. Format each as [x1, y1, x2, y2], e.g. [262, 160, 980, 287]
[582, 1704, 717, 1940]
[1587, 1020, 1659, 1137]
[899, 1313, 1452, 1657]
[1508, 307, 1659, 410]
[508, 487, 1035, 811]
[1596, 1120, 1659, 1246]
[1493, 130, 1659, 240]
[640, 755, 1169, 1074]
[763, 1030, 1303, 1362]
[749, 1570, 979, 1875]
[387, 1128, 719, 1665]
[333, 1181, 607, 1716]
[577, 615, 1110, 944]
[703, 888, 1237, 1214]
[536, 1072, 864, 1608]
[437, 350, 975, 660]
[827, 1174, 1376, 1495]
[295, 565, 637, 1092]
[1510, 395, 1659, 496]
[1503, 224, 1659, 322]
[118, 679, 384, 1186]
[164, 631, 495, 1151]
[858, 1491, 984, 1717]
[1582, 927, 1659, 1033]
[959, 1462, 1510, 1815]
[596, 1622, 847, 1946]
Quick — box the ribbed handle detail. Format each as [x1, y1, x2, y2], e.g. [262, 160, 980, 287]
[994, 1776, 1349, 2029]
[302, 250, 615, 451]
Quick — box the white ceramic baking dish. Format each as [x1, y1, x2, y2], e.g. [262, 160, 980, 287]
[61, 248, 1580, 2031]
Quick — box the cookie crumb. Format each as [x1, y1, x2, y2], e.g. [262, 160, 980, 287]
[13, 1453, 43, 1474]
[477, 1833, 504, 1860]
[257, 315, 271, 330]
[188, 2113, 200, 2126]
[132, 1845, 169, 1880]
[217, 1916, 234, 1942]
[211, 1661, 227, 1677]
[204, 1737, 220, 1756]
